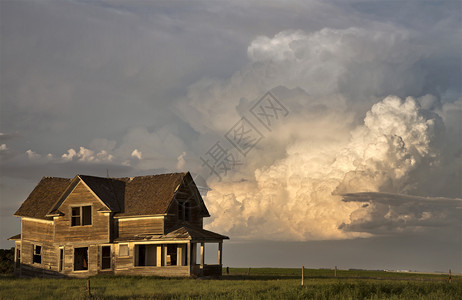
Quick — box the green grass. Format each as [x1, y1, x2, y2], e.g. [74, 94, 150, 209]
[1, 268, 461, 299]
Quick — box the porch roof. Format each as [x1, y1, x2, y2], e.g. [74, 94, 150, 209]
[115, 224, 229, 242]
[8, 234, 21, 240]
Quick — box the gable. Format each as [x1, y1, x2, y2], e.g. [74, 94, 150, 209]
[79, 175, 124, 212]
[168, 172, 210, 217]
[15, 177, 72, 220]
[47, 175, 113, 216]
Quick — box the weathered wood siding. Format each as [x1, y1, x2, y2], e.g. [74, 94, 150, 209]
[113, 243, 134, 270]
[165, 195, 203, 231]
[117, 218, 164, 238]
[54, 182, 110, 244]
[22, 219, 53, 244]
[19, 240, 58, 274]
[60, 244, 99, 277]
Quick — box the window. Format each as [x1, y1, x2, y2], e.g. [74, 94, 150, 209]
[59, 248, 64, 272]
[119, 244, 129, 256]
[101, 246, 111, 270]
[178, 202, 183, 220]
[74, 247, 88, 271]
[178, 201, 191, 222]
[71, 206, 92, 226]
[33, 245, 41, 264]
[185, 202, 191, 221]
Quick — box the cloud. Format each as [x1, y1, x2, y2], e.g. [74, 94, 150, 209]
[131, 149, 142, 160]
[1, 1, 460, 253]
[0, 143, 15, 161]
[26, 149, 41, 160]
[340, 192, 462, 235]
[204, 94, 447, 241]
[176, 152, 187, 170]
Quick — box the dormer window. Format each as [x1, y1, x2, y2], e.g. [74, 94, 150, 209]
[71, 205, 92, 226]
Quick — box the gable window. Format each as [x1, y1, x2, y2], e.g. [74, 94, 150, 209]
[71, 206, 92, 226]
[178, 201, 191, 222]
[119, 244, 129, 257]
[185, 202, 191, 221]
[74, 247, 88, 271]
[178, 202, 183, 220]
[33, 245, 41, 264]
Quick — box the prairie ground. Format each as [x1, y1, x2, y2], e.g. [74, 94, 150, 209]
[0, 268, 460, 299]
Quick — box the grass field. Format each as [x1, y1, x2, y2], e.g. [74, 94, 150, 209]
[1, 268, 461, 299]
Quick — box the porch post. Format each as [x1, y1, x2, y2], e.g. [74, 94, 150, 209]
[218, 242, 223, 265]
[177, 245, 182, 266]
[156, 246, 162, 266]
[163, 245, 168, 266]
[200, 242, 205, 276]
[187, 243, 191, 266]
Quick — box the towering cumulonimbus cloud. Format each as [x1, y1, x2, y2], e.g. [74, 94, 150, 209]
[204, 95, 442, 241]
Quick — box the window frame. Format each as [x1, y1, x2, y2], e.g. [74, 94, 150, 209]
[33, 244, 42, 264]
[58, 247, 64, 272]
[178, 201, 191, 222]
[101, 245, 112, 270]
[185, 202, 191, 222]
[70, 205, 92, 227]
[73, 247, 89, 272]
[119, 244, 129, 257]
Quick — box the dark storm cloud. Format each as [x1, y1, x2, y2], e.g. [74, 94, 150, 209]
[340, 192, 462, 235]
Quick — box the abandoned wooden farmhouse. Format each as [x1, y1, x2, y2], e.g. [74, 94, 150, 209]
[9, 172, 228, 277]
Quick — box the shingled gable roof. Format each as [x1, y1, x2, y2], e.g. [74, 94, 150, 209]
[78, 175, 124, 212]
[115, 172, 196, 217]
[45, 175, 116, 217]
[14, 177, 72, 220]
[15, 172, 209, 220]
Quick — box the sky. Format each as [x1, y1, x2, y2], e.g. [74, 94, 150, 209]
[1, 0, 461, 272]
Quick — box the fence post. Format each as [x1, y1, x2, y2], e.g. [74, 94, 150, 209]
[334, 266, 337, 278]
[248, 267, 251, 276]
[87, 279, 91, 297]
[301, 266, 304, 286]
[449, 269, 452, 283]
[226, 266, 229, 275]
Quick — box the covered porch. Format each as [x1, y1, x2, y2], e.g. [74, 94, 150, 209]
[115, 224, 229, 277]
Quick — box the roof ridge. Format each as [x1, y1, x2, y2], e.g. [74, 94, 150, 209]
[115, 172, 187, 180]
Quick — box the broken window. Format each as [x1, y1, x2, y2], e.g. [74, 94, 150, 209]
[178, 202, 183, 220]
[33, 245, 41, 264]
[59, 248, 64, 272]
[185, 202, 191, 222]
[178, 202, 191, 222]
[101, 246, 111, 270]
[74, 247, 88, 271]
[119, 244, 129, 256]
[82, 206, 92, 225]
[71, 207, 80, 226]
[71, 206, 92, 226]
